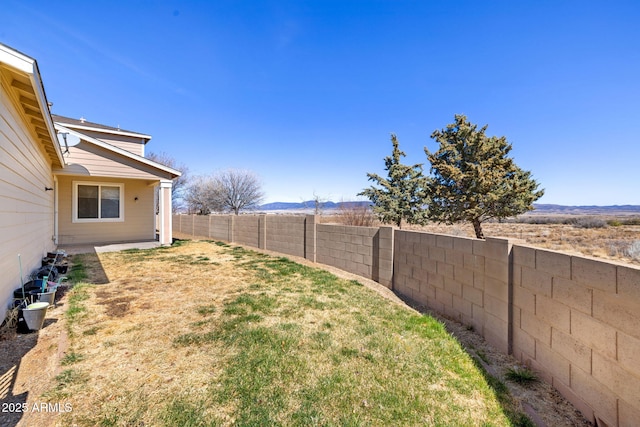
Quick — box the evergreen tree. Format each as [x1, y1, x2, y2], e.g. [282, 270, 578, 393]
[425, 115, 544, 239]
[359, 134, 428, 228]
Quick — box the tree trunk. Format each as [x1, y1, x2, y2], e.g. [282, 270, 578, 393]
[472, 219, 484, 239]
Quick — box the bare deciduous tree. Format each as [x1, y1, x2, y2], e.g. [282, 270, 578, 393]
[185, 169, 265, 215]
[146, 151, 189, 213]
[336, 201, 377, 227]
[216, 169, 265, 215]
[184, 175, 224, 214]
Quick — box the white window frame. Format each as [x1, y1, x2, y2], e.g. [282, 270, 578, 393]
[72, 181, 125, 223]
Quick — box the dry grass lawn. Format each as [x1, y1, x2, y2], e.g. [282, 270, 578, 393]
[25, 240, 534, 426]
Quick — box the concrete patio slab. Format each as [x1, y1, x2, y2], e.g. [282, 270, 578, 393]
[59, 241, 161, 255]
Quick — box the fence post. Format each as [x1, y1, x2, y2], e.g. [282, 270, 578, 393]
[373, 226, 394, 288]
[507, 241, 514, 355]
[304, 215, 316, 262]
[228, 215, 235, 243]
[258, 215, 267, 249]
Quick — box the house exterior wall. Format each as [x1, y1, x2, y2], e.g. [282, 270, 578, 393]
[0, 85, 55, 321]
[73, 129, 146, 156]
[53, 141, 172, 180]
[56, 175, 155, 245]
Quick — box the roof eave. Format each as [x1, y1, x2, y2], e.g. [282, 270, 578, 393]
[0, 44, 65, 168]
[30, 61, 65, 167]
[56, 122, 152, 142]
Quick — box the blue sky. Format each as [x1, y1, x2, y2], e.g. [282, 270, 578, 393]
[2, 1, 639, 205]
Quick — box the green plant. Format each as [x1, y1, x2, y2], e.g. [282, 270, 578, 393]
[359, 134, 429, 228]
[505, 366, 538, 385]
[65, 281, 92, 337]
[43, 368, 89, 400]
[61, 351, 85, 365]
[196, 304, 216, 315]
[66, 257, 88, 282]
[426, 114, 544, 238]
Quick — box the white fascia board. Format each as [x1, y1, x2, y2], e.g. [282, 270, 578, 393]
[0, 44, 35, 74]
[59, 122, 152, 141]
[55, 124, 181, 178]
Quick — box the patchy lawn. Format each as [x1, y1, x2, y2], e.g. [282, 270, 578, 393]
[43, 240, 531, 426]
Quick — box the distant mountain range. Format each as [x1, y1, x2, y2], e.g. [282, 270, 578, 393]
[258, 201, 640, 215]
[258, 200, 370, 211]
[529, 204, 640, 215]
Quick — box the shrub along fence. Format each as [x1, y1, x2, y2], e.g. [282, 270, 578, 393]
[173, 214, 640, 427]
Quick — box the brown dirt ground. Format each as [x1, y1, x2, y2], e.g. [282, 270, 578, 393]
[411, 221, 640, 266]
[323, 214, 640, 267]
[0, 286, 71, 427]
[1, 241, 593, 426]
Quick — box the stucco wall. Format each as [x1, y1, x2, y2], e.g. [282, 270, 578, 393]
[56, 175, 156, 245]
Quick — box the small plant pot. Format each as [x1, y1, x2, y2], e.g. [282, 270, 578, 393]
[30, 289, 56, 305]
[21, 302, 50, 331]
[14, 285, 41, 299]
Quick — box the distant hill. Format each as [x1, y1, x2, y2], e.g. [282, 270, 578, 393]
[530, 204, 640, 215]
[258, 200, 370, 212]
[258, 201, 640, 215]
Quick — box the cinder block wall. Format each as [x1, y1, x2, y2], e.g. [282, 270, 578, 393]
[511, 245, 640, 427]
[172, 214, 640, 426]
[315, 224, 393, 287]
[393, 230, 512, 354]
[317, 224, 376, 279]
[174, 214, 193, 236]
[265, 215, 306, 257]
[210, 215, 232, 241]
[193, 215, 210, 238]
[234, 215, 260, 247]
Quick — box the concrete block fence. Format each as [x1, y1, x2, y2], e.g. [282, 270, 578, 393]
[173, 214, 640, 426]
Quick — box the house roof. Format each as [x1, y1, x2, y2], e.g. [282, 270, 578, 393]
[0, 43, 64, 168]
[54, 123, 181, 179]
[52, 114, 152, 142]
